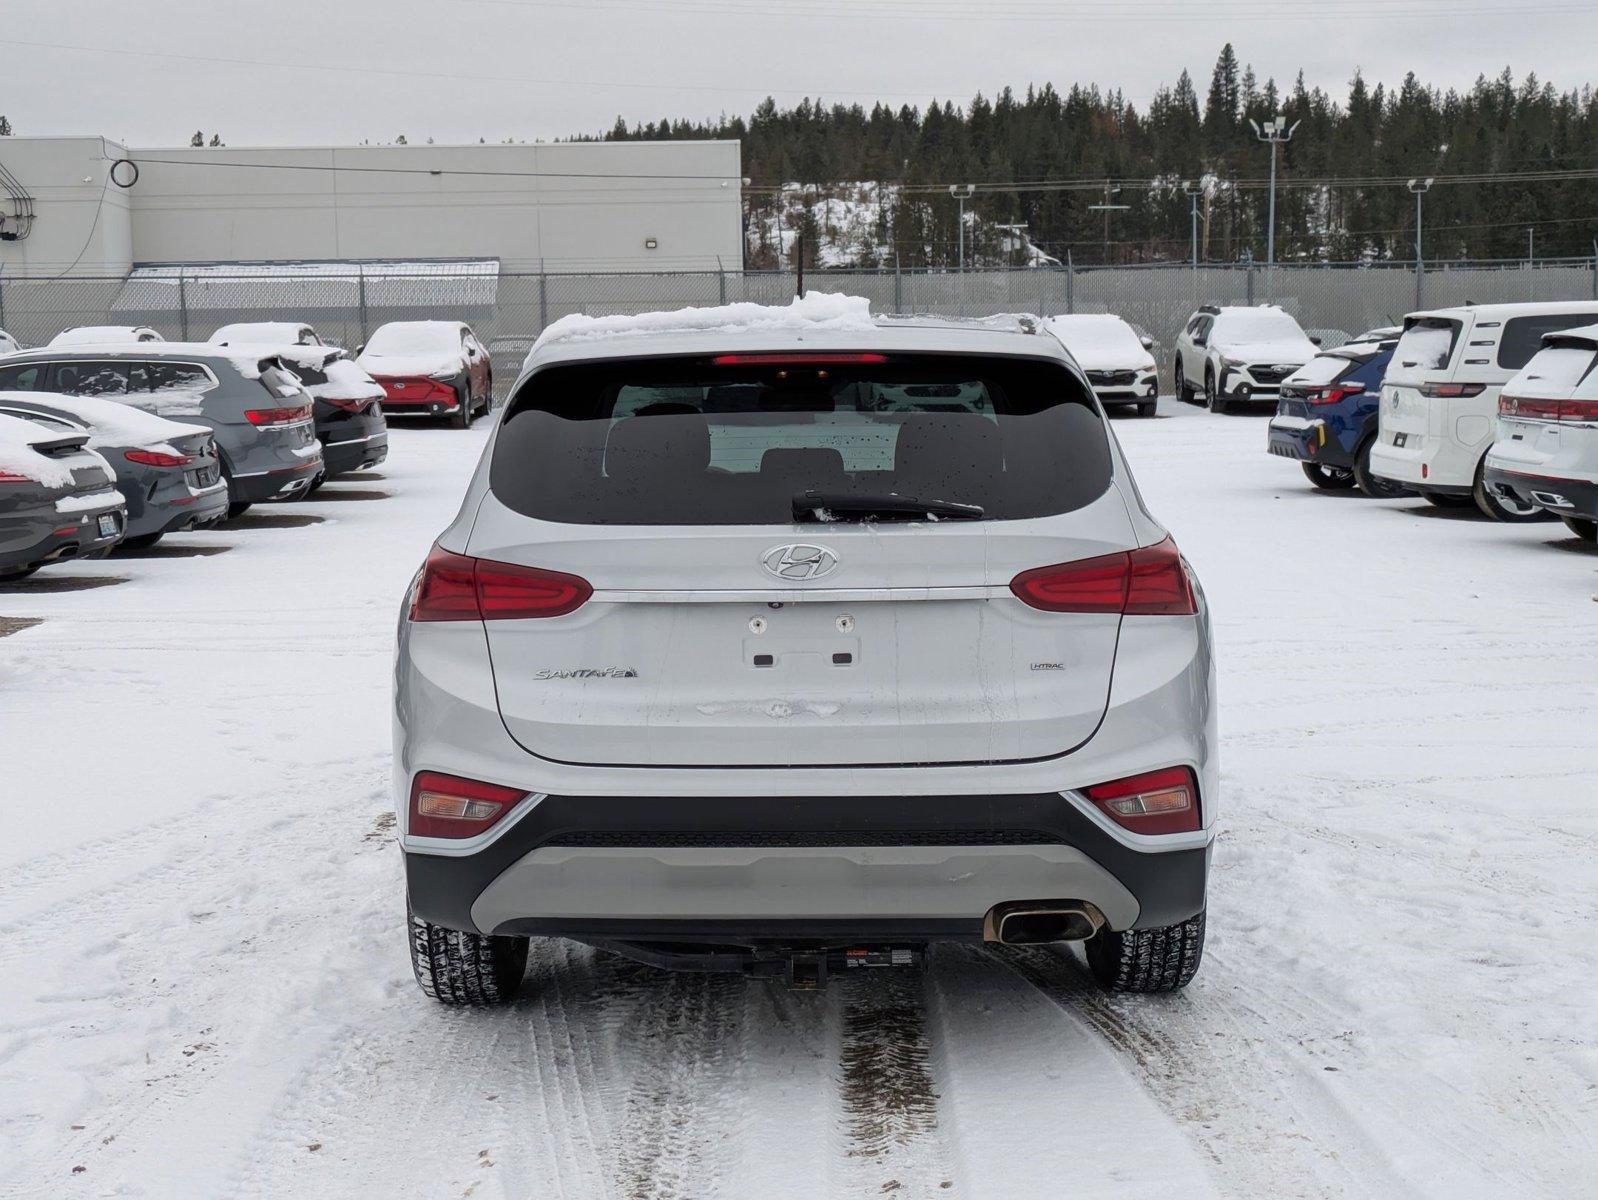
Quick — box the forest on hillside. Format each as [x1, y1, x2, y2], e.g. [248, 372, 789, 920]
[588, 45, 1598, 269]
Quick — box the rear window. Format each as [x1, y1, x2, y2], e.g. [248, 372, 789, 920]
[1393, 319, 1461, 372]
[1286, 354, 1354, 388]
[491, 354, 1109, 525]
[1511, 345, 1598, 394]
[1497, 314, 1598, 371]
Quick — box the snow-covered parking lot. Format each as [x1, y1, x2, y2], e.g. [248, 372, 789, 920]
[2, 402, 1594, 1198]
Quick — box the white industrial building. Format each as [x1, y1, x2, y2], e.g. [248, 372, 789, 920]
[0, 136, 744, 276]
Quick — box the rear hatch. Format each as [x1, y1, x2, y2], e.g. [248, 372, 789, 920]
[1381, 317, 1465, 445]
[472, 350, 1135, 768]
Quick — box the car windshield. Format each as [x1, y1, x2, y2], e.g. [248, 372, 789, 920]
[364, 324, 460, 355]
[491, 353, 1110, 525]
[1212, 310, 1308, 345]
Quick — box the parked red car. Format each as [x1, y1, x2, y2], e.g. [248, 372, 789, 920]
[356, 321, 492, 428]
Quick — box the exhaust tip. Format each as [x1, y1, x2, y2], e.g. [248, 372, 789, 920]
[983, 900, 1106, 946]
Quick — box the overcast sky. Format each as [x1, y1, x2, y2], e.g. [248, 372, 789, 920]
[3, 0, 1595, 149]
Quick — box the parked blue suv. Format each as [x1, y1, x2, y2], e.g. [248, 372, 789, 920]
[1267, 328, 1409, 498]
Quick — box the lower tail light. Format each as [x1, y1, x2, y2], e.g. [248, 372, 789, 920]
[1082, 767, 1200, 835]
[124, 448, 193, 467]
[410, 544, 592, 621]
[408, 771, 526, 839]
[1010, 537, 1197, 616]
[323, 397, 372, 413]
[245, 403, 312, 426]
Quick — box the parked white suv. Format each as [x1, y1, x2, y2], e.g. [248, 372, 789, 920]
[394, 300, 1217, 1004]
[1368, 301, 1598, 519]
[1045, 313, 1159, 417]
[1174, 305, 1318, 413]
[1482, 323, 1598, 541]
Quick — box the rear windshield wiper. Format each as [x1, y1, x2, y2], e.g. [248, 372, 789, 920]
[793, 490, 985, 523]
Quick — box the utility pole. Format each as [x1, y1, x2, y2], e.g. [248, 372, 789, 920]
[949, 184, 975, 270]
[1527, 226, 1535, 267]
[1251, 117, 1301, 280]
[1409, 177, 1434, 310]
[1184, 182, 1203, 267]
[1087, 182, 1130, 266]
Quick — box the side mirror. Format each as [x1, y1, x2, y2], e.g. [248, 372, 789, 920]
[355, 343, 366, 355]
[1140, 336, 1155, 350]
[1193, 336, 1207, 348]
[1310, 336, 1324, 347]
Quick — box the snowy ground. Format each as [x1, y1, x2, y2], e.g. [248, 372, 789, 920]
[2, 402, 1595, 1198]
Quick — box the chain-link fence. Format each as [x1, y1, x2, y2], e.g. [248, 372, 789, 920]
[4, 258, 1596, 394]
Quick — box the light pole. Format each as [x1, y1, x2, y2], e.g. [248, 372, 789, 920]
[1251, 117, 1300, 276]
[949, 184, 975, 270]
[1184, 181, 1203, 267]
[1087, 182, 1130, 265]
[1409, 177, 1433, 309]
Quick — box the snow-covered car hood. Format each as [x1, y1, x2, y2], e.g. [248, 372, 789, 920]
[356, 352, 462, 379]
[1215, 338, 1316, 364]
[1069, 345, 1157, 372]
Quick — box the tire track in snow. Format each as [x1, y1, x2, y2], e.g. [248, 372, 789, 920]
[832, 969, 957, 1196]
[991, 943, 1414, 1197]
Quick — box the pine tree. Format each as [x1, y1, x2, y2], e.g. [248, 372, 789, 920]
[190, 131, 204, 147]
[0, 115, 12, 136]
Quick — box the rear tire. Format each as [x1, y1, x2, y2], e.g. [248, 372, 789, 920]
[119, 532, 164, 550]
[1086, 910, 1205, 993]
[1136, 400, 1157, 418]
[1422, 491, 1473, 508]
[1353, 437, 1409, 498]
[408, 905, 529, 1006]
[0, 562, 42, 581]
[226, 501, 252, 518]
[1301, 462, 1355, 490]
[1473, 464, 1554, 523]
[1204, 369, 1227, 414]
[1561, 515, 1598, 542]
[452, 382, 473, 430]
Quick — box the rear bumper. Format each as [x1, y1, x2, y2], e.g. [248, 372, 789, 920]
[1483, 464, 1598, 518]
[320, 430, 390, 476]
[404, 791, 1211, 940]
[231, 458, 322, 503]
[1267, 416, 1354, 468]
[126, 481, 229, 539]
[0, 498, 125, 571]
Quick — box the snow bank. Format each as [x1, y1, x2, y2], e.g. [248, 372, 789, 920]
[0, 413, 78, 487]
[530, 292, 877, 360]
[0, 390, 208, 451]
[48, 326, 162, 347]
[210, 323, 315, 346]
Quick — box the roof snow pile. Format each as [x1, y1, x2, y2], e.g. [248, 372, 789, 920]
[309, 359, 385, 403]
[530, 292, 877, 360]
[0, 413, 79, 488]
[0, 391, 208, 451]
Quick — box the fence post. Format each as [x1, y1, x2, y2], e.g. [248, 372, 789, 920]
[178, 271, 189, 341]
[1244, 254, 1256, 306]
[1065, 253, 1075, 314]
[0, 265, 6, 334]
[717, 256, 727, 305]
[1592, 241, 1597, 301]
[358, 266, 370, 346]
[538, 261, 548, 333]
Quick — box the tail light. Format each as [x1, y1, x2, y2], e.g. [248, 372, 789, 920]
[1307, 382, 1364, 406]
[410, 544, 592, 621]
[1419, 382, 1486, 398]
[408, 771, 526, 839]
[124, 448, 193, 467]
[1501, 393, 1598, 422]
[1082, 767, 1200, 835]
[245, 403, 312, 426]
[1010, 537, 1197, 616]
[323, 397, 372, 413]
[0, 471, 30, 483]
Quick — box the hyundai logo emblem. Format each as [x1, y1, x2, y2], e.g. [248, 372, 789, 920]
[761, 543, 840, 581]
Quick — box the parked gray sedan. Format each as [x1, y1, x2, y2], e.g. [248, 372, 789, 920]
[0, 393, 227, 548]
[0, 413, 126, 579]
[0, 345, 323, 517]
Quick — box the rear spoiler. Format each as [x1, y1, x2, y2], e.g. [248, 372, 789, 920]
[26, 429, 92, 457]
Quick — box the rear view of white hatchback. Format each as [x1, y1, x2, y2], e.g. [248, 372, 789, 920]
[394, 302, 1216, 1004]
[1484, 324, 1598, 541]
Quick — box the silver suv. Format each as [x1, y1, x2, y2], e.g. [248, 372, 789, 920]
[394, 310, 1217, 1003]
